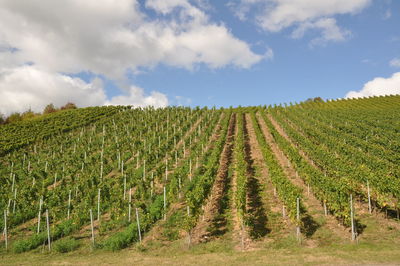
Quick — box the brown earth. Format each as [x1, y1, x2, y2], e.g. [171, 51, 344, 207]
[257, 112, 350, 243]
[191, 113, 236, 244]
[265, 112, 400, 239]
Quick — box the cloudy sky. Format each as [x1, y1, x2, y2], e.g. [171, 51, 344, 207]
[0, 0, 399, 115]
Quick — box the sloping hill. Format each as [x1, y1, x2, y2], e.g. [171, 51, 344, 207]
[1, 96, 400, 265]
[0, 106, 123, 156]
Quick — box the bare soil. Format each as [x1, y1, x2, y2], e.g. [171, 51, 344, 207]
[245, 114, 294, 238]
[191, 114, 236, 244]
[257, 113, 349, 243]
[143, 114, 225, 244]
[265, 112, 400, 240]
[242, 114, 269, 241]
[230, 113, 252, 250]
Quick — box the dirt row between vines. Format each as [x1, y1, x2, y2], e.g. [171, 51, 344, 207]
[10, 114, 210, 247]
[231, 113, 268, 249]
[256, 112, 349, 244]
[162, 112, 224, 189]
[266, 112, 400, 239]
[244, 114, 293, 241]
[29, 114, 194, 192]
[230, 113, 252, 250]
[272, 112, 400, 218]
[142, 114, 205, 193]
[143, 113, 226, 244]
[246, 114, 295, 236]
[77, 113, 224, 243]
[190, 113, 236, 244]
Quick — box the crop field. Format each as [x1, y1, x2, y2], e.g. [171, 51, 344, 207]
[1, 95, 400, 265]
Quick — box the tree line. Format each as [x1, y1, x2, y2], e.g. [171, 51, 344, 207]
[0, 102, 77, 125]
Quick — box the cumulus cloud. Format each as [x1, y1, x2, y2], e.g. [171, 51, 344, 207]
[390, 58, 400, 68]
[0, 0, 264, 115]
[0, 65, 106, 115]
[106, 87, 168, 108]
[230, 0, 370, 45]
[0, 0, 262, 76]
[0, 65, 168, 116]
[345, 72, 400, 98]
[291, 18, 351, 46]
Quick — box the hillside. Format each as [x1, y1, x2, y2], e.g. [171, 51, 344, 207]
[1, 95, 400, 265]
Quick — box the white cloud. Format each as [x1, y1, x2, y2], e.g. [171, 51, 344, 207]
[291, 18, 351, 46]
[264, 47, 274, 60]
[0, 0, 264, 115]
[0, 65, 168, 116]
[0, 65, 106, 116]
[390, 58, 400, 67]
[383, 9, 391, 20]
[255, 0, 370, 32]
[231, 0, 370, 45]
[345, 72, 400, 98]
[106, 87, 168, 108]
[0, 0, 262, 76]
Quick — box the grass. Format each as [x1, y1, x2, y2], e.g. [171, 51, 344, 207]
[2, 238, 400, 265]
[2, 212, 400, 265]
[53, 237, 80, 253]
[2, 160, 400, 265]
[3, 191, 399, 265]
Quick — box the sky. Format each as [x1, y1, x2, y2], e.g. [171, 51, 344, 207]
[0, 0, 399, 115]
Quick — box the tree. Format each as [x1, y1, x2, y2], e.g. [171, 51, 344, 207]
[305, 97, 324, 103]
[6, 112, 22, 123]
[43, 103, 57, 114]
[21, 110, 37, 120]
[60, 102, 77, 110]
[0, 113, 4, 124]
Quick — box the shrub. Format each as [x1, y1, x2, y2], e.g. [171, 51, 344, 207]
[43, 104, 57, 114]
[12, 219, 79, 253]
[102, 223, 138, 251]
[13, 232, 47, 253]
[5, 112, 22, 123]
[21, 110, 37, 120]
[54, 237, 80, 253]
[60, 102, 77, 110]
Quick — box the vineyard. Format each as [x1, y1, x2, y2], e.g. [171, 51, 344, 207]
[1, 95, 400, 264]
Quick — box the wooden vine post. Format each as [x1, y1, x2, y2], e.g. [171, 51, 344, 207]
[136, 208, 142, 243]
[97, 188, 101, 222]
[67, 190, 71, 219]
[163, 186, 166, 220]
[350, 194, 356, 242]
[367, 180, 372, 214]
[90, 209, 95, 248]
[151, 173, 154, 197]
[12, 188, 17, 213]
[128, 188, 132, 222]
[165, 159, 168, 181]
[37, 197, 43, 234]
[296, 198, 301, 242]
[3, 210, 7, 251]
[100, 149, 104, 180]
[46, 209, 51, 251]
[121, 175, 126, 200]
[187, 206, 191, 247]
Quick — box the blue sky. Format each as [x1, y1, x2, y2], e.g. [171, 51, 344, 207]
[133, 0, 400, 107]
[0, 0, 399, 114]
